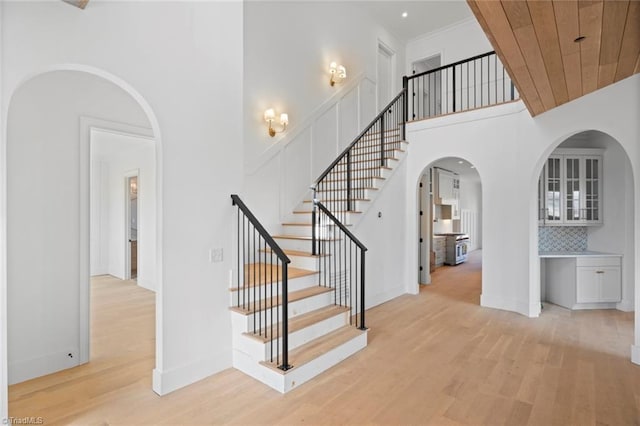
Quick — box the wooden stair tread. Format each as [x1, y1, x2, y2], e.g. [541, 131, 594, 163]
[234, 263, 317, 288]
[229, 286, 332, 315]
[273, 234, 340, 241]
[329, 166, 392, 173]
[350, 148, 405, 157]
[292, 210, 361, 215]
[244, 305, 350, 343]
[282, 222, 353, 230]
[260, 325, 366, 373]
[317, 187, 378, 193]
[261, 248, 329, 258]
[322, 176, 385, 183]
[303, 198, 370, 203]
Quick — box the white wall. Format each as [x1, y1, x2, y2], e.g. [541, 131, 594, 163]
[406, 18, 492, 76]
[91, 130, 157, 291]
[6, 71, 151, 384]
[404, 75, 640, 354]
[243, 1, 405, 230]
[458, 178, 482, 251]
[2, 1, 244, 399]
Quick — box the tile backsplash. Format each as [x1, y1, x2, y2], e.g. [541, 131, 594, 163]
[538, 226, 587, 252]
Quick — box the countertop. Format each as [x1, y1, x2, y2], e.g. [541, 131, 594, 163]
[538, 250, 622, 258]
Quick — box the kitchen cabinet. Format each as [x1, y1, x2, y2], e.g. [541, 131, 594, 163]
[541, 253, 621, 309]
[434, 168, 460, 220]
[538, 149, 603, 226]
[576, 257, 621, 303]
[433, 236, 446, 267]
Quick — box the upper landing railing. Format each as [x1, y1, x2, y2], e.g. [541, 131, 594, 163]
[404, 51, 519, 122]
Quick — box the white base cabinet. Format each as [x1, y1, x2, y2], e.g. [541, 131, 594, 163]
[544, 255, 621, 310]
[575, 257, 621, 303]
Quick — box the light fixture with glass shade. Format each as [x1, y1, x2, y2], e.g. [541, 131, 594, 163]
[329, 62, 347, 86]
[264, 108, 289, 137]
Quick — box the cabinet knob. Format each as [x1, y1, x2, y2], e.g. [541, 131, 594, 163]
[596, 270, 605, 274]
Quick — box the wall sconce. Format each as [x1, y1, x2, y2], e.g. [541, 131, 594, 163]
[264, 108, 289, 137]
[329, 62, 347, 87]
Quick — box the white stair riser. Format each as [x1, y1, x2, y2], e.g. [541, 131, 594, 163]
[288, 254, 320, 271]
[230, 290, 333, 332]
[296, 200, 368, 213]
[281, 330, 367, 393]
[315, 188, 378, 200]
[232, 349, 287, 392]
[273, 237, 315, 252]
[296, 201, 371, 212]
[232, 330, 368, 394]
[281, 225, 314, 237]
[315, 180, 382, 191]
[327, 166, 394, 180]
[234, 310, 349, 361]
[228, 273, 319, 305]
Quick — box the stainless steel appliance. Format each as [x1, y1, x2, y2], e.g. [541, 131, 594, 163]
[435, 233, 470, 265]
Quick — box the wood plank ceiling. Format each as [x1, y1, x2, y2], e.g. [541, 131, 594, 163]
[467, 0, 640, 116]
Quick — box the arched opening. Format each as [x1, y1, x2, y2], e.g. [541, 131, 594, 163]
[533, 130, 635, 323]
[5, 69, 162, 395]
[416, 156, 483, 303]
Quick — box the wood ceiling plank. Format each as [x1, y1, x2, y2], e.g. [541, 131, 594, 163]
[501, 0, 533, 30]
[468, 0, 540, 114]
[529, 0, 569, 106]
[614, 0, 640, 82]
[578, 0, 604, 95]
[598, 0, 629, 87]
[514, 24, 558, 111]
[553, 0, 582, 100]
[470, 0, 545, 115]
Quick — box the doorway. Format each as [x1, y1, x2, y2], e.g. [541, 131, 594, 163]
[6, 70, 160, 388]
[418, 157, 483, 292]
[377, 42, 394, 110]
[127, 174, 139, 280]
[411, 54, 442, 118]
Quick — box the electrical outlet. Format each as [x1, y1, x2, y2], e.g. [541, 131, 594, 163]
[210, 248, 223, 263]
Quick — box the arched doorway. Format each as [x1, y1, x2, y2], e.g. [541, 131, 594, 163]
[5, 68, 162, 389]
[417, 156, 483, 300]
[533, 130, 635, 336]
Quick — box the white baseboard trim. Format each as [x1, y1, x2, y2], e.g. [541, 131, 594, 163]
[632, 345, 640, 365]
[137, 279, 156, 292]
[480, 294, 532, 317]
[152, 352, 230, 396]
[9, 348, 81, 385]
[616, 301, 634, 312]
[369, 286, 406, 309]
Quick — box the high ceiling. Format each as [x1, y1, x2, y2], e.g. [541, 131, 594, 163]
[357, 1, 474, 43]
[467, 0, 640, 116]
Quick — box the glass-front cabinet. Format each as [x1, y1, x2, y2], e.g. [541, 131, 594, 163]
[538, 149, 603, 226]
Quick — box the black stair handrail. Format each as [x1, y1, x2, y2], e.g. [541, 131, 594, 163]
[314, 200, 368, 330]
[231, 194, 290, 264]
[313, 88, 408, 186]
[231, 194, 292, 371]
[404, 50, 518, 121]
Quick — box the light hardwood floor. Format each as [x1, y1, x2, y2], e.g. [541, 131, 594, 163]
[9, 253, 640, 425]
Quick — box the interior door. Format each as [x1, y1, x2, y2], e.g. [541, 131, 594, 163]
[377, 43, 393, 110]
[127, 175, 138, 280]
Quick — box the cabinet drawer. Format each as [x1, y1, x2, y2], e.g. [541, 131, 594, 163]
[576, 256, 621, 267]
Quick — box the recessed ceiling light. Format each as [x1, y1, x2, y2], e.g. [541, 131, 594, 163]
[574, 36, 586, 43]
[401, 11, 408, 18]
[470, 165, 475, 169]
[458, 160, 464, 164]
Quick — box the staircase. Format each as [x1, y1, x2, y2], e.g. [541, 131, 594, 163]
[229, 90, 408, 393]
